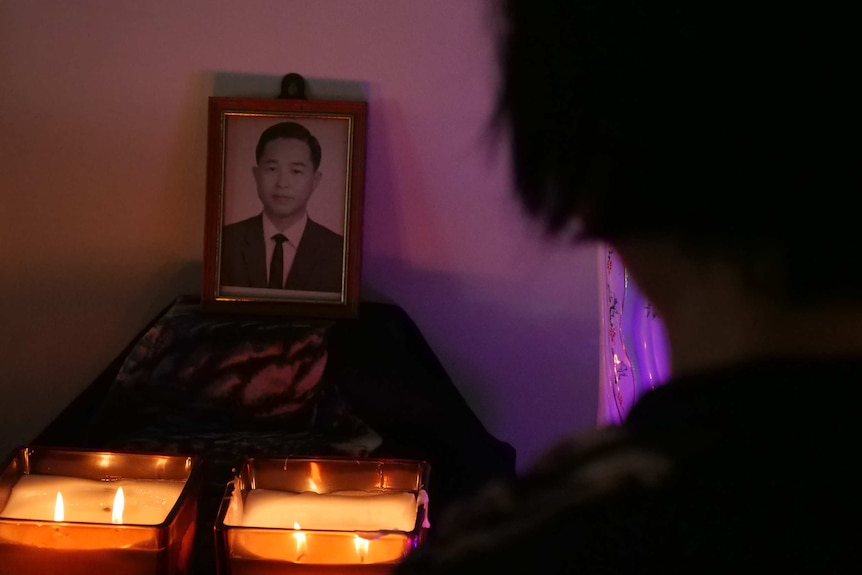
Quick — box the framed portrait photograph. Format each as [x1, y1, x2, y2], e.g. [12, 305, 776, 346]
[202, 97, 367, 318]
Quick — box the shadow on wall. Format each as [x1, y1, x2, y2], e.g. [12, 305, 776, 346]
[211, 72, 369, 101]
[362, 253, 600, 471]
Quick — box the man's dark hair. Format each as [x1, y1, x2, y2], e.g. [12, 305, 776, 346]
[255, 121, 322, 170]
[495, 0, 858, 303]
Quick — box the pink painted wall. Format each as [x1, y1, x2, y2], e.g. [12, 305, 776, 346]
[0, 0, 599, 470]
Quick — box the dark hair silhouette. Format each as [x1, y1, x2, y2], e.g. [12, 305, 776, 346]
[495, 0, 859, 304]
[255, 121, 322, 170]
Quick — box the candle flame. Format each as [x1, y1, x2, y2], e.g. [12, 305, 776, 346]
[111, 487, 125, 524]
[54, 492, 64, 522]
[354, 535, 369, 563]
[293, 522, 307, 561]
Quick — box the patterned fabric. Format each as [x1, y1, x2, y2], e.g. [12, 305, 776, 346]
[84, 298, 383, 575]
[87, 299, 380, 454]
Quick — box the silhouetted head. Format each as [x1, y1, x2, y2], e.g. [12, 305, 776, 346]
[495, 0, 859, 304]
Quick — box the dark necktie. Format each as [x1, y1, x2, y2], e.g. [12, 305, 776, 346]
[268, 233, 287, 289]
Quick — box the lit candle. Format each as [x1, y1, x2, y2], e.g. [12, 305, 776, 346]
[215, 457, 431, 571]
[0, 447, 201, 575]
[111, 487, 124, 524]
[53, 492, 63, 522]
[224, 489, 423, 567]
[0, 475, 185, 525]
[50, 488, 125, 524]
[229, 490, 419, 532]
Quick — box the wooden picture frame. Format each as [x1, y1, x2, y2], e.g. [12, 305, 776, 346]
[202, 97, 366, 318]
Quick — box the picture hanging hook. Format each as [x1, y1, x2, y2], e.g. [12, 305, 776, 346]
[279, 73, 307, 100]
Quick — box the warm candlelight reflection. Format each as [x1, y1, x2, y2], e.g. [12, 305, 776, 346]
[53, 492, 63, 522]
[234, 489, 419, 531]
[308, 461, 323, 492]
[293, 522, 307, 561]
[354, 534, 369, 563]
[111, 487, 124, 525]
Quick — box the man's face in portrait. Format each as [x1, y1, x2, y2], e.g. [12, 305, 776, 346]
[253, 137, 322, 224]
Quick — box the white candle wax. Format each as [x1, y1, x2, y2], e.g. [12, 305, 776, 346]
[229, 490, 419, 532]
[0, 474, 186, 525]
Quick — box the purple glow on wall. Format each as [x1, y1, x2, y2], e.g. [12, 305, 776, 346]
[598, 247, 671, 426]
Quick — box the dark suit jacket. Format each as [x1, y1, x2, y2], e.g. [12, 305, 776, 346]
[220, 213, 344, 292]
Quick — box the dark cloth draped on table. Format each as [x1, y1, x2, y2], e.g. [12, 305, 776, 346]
[34, 295, 516, 575]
